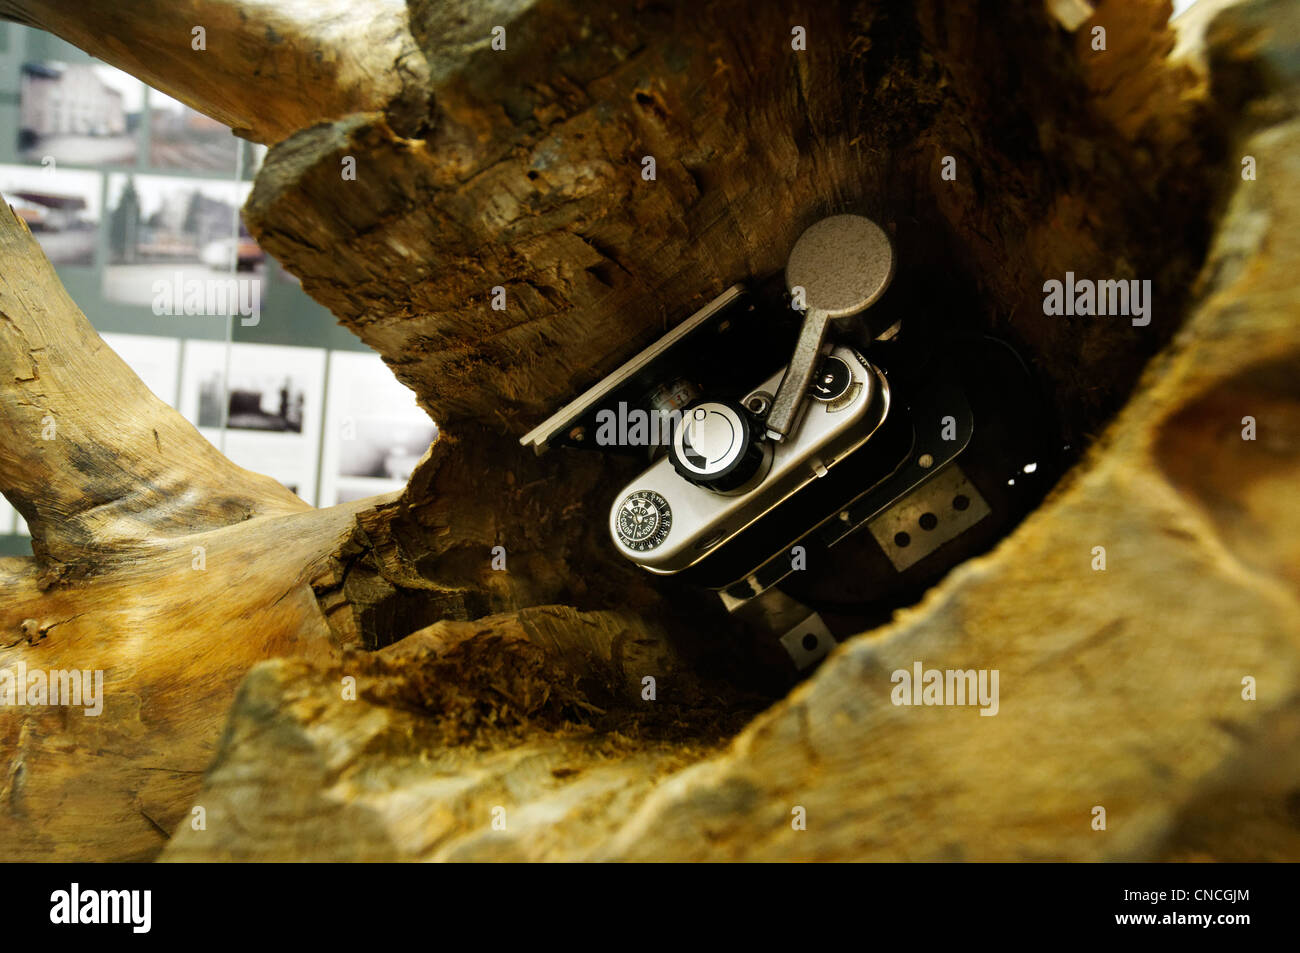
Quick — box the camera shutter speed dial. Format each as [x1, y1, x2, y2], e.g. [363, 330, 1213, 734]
[669, 400, 770, 494]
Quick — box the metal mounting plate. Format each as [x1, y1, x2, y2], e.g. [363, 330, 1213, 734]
[866, 464, 990, 571]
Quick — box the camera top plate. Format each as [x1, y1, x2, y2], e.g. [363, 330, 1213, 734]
[608, 345, 891, 574]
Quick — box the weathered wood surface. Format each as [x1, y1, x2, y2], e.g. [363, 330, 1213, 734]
[165, 11, 1300, 852]
[232, 0, 1220, 650]
[0, 208, 381, 858]
[1, 0, 1297, 861]
[0, 207, 307, 573]
[0, 0, 436, 144]
[242, 0, 1211, 443]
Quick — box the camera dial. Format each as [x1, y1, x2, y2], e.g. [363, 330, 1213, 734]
[669, 399, 771, 494]
[810, 355, 853, 402]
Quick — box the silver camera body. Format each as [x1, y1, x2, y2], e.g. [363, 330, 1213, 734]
[608, 345, 890, 574]
[521, 215, 1006, 670]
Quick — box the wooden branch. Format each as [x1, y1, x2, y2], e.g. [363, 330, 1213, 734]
[0, 499, 394, 860]
[0, 170, 676, 861]
[0, 0, 436, 144]
[160, 9, 1300, 853]
[0, 206, 307, 573]
[3, 0, 1296, 865]
[0, 197, 399, 858]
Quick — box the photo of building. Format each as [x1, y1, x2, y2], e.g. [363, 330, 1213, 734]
[149, 88, 240, 173]
[102, 172, 263, 306]
[0, 163, 100, 264]
[17, 61, 141, 165]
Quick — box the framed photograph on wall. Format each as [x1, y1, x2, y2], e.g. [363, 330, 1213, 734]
[180, 340, 326, 505]
[99, 332, 181, 408]
[0, 162, 101, 266]
[147, 88, 240, 174]
[17, 60, 143, 167]
[319, 350, 437, 507]
[101, 173, 263, 311]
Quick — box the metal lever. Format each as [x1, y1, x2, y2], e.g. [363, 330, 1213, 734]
[764, 307, 831, 441]
[765, 214, 895, 441]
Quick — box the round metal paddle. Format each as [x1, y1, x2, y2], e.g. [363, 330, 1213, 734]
[765, 214, 895, 441]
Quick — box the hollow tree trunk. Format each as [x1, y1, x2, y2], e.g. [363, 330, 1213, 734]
[2, 0, 1299, 861]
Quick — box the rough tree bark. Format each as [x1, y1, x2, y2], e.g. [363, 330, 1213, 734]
[2, 0, 1298, 861]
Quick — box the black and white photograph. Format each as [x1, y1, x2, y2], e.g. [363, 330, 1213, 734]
[319, 350, 437, 505]
[0, 162, 100, 265]
[196, 365, 306, 433]
[101, 172, 263, 308]
[180, 340, 325, 504]
[17, 60, 142, 167]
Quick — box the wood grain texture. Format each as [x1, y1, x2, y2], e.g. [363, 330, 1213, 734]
[0, 206, 381, 859]
[239, 0, 1212, 449]
[0, 501, 384, 859]
[0, 207, 307, 575]
[3, 0, 1296, 862]
[161, 11, 1300, 853]
[0, 0, 435, 144]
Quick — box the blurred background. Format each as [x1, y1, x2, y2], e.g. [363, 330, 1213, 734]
[0, 23, 437, 554]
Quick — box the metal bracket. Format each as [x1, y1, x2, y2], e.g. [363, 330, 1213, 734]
[721, 586, 837, 670]
[866, 463, 991, 571]
[778, 613, 836, 670]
